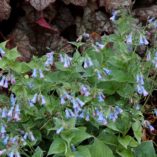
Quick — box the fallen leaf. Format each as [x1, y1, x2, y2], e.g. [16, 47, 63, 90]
[28, 0, 56, 11]
[0, 0, 11, 21]
[63, 0, 87, 6]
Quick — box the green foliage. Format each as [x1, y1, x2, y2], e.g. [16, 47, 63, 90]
[0, 12, 156, 157]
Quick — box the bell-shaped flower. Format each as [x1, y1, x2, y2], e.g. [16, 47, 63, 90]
[3, 79, 8, 88]
[0, 76, 5, 87]
[0, 48, 6, 57]
[83, 57, 93, 68]
[103, 68, 112, 75]
[139, 35, 149, 45]
[31, 69, 37, 78]
[126, 33, 132, 44]
[80, 85, 90, 96]
[39, 69, 44, 78]
[97, 92, 105, 102]
[41, 95, 46, 105]
[31, 94, 38, 104]
[56, 127, 64, 134]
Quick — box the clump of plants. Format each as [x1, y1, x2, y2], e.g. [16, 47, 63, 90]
[0, 12, 157, 157]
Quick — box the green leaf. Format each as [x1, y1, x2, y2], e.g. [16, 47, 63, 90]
[48, 138, 66, 156]
[32, 147, 43, 157]
[98, 130, 118, 146]
[5, 47, 21, 60]
[89, 139, 115, 157]
[118, 135, 138, 149]
[132, 120, 142, 143]
[134, 141, 156, 157]
[74, 146, 91, 157]
[61, 127, 92, 145]
[71, 128, 92, 145]
[97, 81, 120, 95]
[117, 149, 134, 157]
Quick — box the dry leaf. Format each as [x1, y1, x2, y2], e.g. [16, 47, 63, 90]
[28, 0, 56, 11]
[63, 0, 87, 6]
[76, 7, 113, 36]
[133, 5, 157, 21]
[7, 28, 34, 61]
[0, 0, 11, 21]
[104, 0, 132, 12]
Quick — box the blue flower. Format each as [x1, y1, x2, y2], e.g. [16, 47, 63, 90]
[0, 76, 5, 87]
[41, 95, 46, 105]
[39, 69, 44, 78]
[146, 52, 151, 61]
[31, 94, 38, 104]
[80, 85, 90, 96]
[136, 74, 144, 85]
[56, 127, 64, 134]
[103, 68, 112, 75]
[76, 98, 85, 107]
[10, 93, 16, 106]
[110, 10, 119, 22]
[0, 48, 6, 57]
[108, 112, 117, 122]
[83, 57, 93, 68]
[97, 112, 107, 125]
[139, 35, 149, 45]
[126, 33, 132, 44]
[97, 92, 105, 102]
[45, 51, 54, 67]
[31, 69, 37, 78]
[65, 109, 75, 118]
[96, 70, 103, 80]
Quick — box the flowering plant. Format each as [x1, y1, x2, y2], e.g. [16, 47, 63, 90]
[0, 13, 156, 157]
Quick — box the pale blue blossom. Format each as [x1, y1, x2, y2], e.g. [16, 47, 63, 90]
[103, 68, 112, 75]
[139, 35, 149, 45]
[126, 33, 132, 44]
[83, 57, 93, 68]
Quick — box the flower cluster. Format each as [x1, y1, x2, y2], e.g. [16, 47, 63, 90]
[0, 74, 16, 89]
[0, 94, 20, 121]
[32, 69, 44, 78]
[29, 93, 46, 106]
[136, 74, 148, 96]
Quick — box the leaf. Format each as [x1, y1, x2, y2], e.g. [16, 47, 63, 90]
[5, 48, 21, 61]
[36, 17, 59, 32]
[134, 141, 156, 157]
[118, 135, 138, 149]
[104, 0, 132, 12]
[97, 81, 120, 95]
[74, 146, 91, 157]
[117, 149, 134, 157]
[98, 130, 118, 146]
[63, 0, 87, 6]
[132, 120, 142, 143]
[71, 128, 92, 145]
[89, 139, 115, 157]
[32, 147, 43, 157]
[48, 138, 66, 156]
[0, 0, 11, 21]
[29, 0, 56, 11]
[61, 127, 92, 145]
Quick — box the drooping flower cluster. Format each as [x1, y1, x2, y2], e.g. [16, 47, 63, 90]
[136, 74, 148, 96]
[31, 69, 44, 78]
[0, 74, 16, 89]
[44, 51, 54, 68]
[139, 34, 149, 46]
[59, 54, 72, 68]
[0, 94, 20, 121]
[29, 93, 46, 106]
